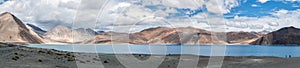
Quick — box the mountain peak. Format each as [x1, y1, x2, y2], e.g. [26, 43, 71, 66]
[0, 12, 29, 31]
[0, 12, 15, 19]
[288, 26, 296, 29]
[283, 26, 297, 29]
[278, 26, 299, 31]
[0, 12, 16, 19]
[0, 12, 13, 16]
[0, 12, 44, 44]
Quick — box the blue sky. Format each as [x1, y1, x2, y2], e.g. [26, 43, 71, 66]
[149, 0, 300, 32]
[0, 0, 7, 5]
[158, 0, 300, 19]
[224, 0, 300, 18]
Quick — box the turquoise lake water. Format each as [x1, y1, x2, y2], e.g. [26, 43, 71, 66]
[28, 44, 300, 58]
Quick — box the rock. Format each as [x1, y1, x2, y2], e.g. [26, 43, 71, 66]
[103, 60, 109, 63]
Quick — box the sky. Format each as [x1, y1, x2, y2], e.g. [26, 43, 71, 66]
[0, 0, 300, 33]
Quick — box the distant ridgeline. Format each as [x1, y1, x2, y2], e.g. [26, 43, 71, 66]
[0, 12, 300, 45]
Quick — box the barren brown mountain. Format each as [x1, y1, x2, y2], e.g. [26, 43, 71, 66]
[0, 12, 44, 44]
[45, 25, 96, 43]
[83, 32, 129, 44]
[129, 27, 227, 44]
[85, 27, 230, 44]
[226, 32, 260, 44]
[251, 26, 300, 45]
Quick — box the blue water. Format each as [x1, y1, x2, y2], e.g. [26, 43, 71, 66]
[27, 44, 300, 58]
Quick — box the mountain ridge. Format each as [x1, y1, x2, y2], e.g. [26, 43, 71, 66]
[26, 23, 47, 37]
[83, 27, 259, 45]
[45, 25, 98, 43]
[251, 26, 300, 45]
[0, 12, 44, 44]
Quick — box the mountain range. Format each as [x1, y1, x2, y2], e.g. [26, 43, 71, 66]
[0, 12, 299, 45]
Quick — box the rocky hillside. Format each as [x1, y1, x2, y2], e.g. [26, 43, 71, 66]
[251, 26, 300, 45]
[45, 25, 97, 43]
[83, 32, 129, 44]
[26, 23, 47, 37]
[84, 27, 263, 45]
[0, 12, 44, 44]
[226, 32, 260, 44]
[84, 27, 231, 44]
[129, 27, 227, 44]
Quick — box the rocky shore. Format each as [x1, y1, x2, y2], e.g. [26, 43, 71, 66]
[0, 43, 299, 68]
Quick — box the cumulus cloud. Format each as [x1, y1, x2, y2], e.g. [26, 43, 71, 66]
[223, 9, 300, 31]
[0, 0, 299, 33]
[0, 0, 241, 32]
[205, 0, 239, 14]
[0, 0, 80, 30]
[161, 0, 204, 10]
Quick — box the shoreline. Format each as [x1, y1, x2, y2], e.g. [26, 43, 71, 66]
[25, 44, 285, 58]
[27, 44, 300, 58]
[1, 43, 300, 68]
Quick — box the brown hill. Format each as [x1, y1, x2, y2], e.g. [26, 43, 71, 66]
[83, 32, 129, 44]
[44, 25, 96, 43]
[129, 27, 227, 44]
[226, 32, 260, 44]
[251, 26, 300, 45]
[84, 27, 229, 44]
[0, 12, 44, 44]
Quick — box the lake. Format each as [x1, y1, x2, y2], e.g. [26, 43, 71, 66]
[28, 44, 300, 58]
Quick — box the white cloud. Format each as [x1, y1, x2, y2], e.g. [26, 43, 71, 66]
[205, 0, 239, 14]
[1, 0, 299, 33]
[258, 0, 268, 3]
[0, 0, 240, 32]
[0, 0, 80, 30]
[161, 0, 205, 10]
[251, 4, 259, 7]
[275, 9, 289, 15]
[110, 2, 131, 11]
[222, 9, 300, 32]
